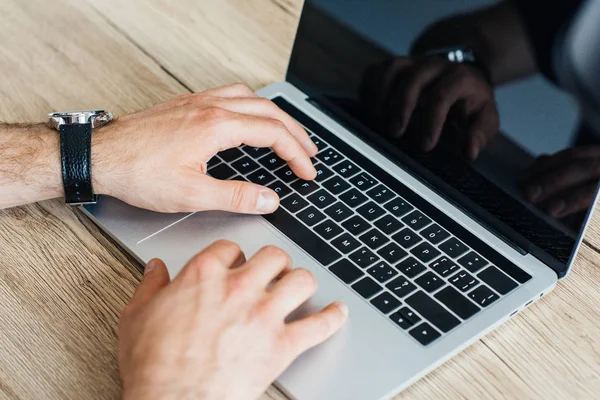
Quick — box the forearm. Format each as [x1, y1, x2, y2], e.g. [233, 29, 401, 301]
[410, 1, 537, 85]
[0, 123, 63, 209]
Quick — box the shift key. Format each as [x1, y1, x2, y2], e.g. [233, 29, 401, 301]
[406, 291, 460, 333]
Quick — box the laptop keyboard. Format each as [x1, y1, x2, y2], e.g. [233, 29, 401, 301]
[207, 98, 532, 347]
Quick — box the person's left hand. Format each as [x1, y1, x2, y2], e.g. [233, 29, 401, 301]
[519, 146, 600, 218]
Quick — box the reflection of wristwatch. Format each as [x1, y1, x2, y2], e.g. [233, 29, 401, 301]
[426, 47, 493, 84]
[48, 110, 113, 205]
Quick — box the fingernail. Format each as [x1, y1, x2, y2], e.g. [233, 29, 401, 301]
[256, 190, 279, 213]
[145, 259, 158, 275]
[548, 199, 566, 217]
[336, 302, 349, 317]
[527, 185, 542, 202]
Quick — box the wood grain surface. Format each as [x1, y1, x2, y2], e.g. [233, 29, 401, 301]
[0, 0, 599, 399]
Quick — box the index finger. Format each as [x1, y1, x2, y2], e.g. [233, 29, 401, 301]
[224, 114, 317, 181]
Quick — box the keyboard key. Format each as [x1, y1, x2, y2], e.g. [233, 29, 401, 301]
[449, 271, 480, 292]
[232, 156, 259, 175]
[384, 197, 414, 218]
[392, 228, 423, 249]
[386, 276, 417, 298]
[350, 172, 378, 191]
[274, 165, 297, 183]
[439, 237, 469, 258]
[435, 287, 480, 320]
[495, 260, 532, 284]
[208, 163, 236, 180]
[367, 185, 395, 204]
[415, 272, 445, 293]
[263, 207, 340, 266]
[280, 193, 309, 213]
[333, 160, 360, 178]
[313, 163, 334, 182]
[207, 155, 221, 169]
[469, 285, 499, 307]
[406, 291, 460, 333]
[377, 243, 408, 264]
[331, 233, 361, 254]
[349, 247, 379, 268]
[352, 277, 382, 299]
[411, 242, 441, 263]
[356, 201, 386, 221]
[322, 176, 351, 195]
[340, 188, 368, 208]
[329, 259, 364, 284]
[291, 180, 320, 196]
[420, 224, 450, 245]
[390, 311, 414, 330]
[342, 215, 371, 235]
[317, 148, 343, 166]
[247, 168, 276, 185]
[409, 322, 441, 346]
[230, 175, 246, 181]
[297, 206, 326, 227]
[324, 202, 353, 222]
[429, 256, 459, 277]
[396, 257, 427, 278]
[242, 146, 271, 159]
[219, 147, 245, 162]
[359, 228, 390, 250]
[371, 292, 401, 314]
[311, 136, 328, 151]
[367, 262, 398, 283]
[477, 266, 518, 295]
[399, 307, 421, 325]
[374, 215, 404, 235]
[258, 153, 286, 170]
[307, 189, 336, 208]
[402, 210, 432, 231]
[458, 252, 489, 273]
[267, 180, 292, 199]
[314, 219, 343, 240]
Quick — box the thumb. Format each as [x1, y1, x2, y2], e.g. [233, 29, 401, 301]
[129, 258, 171, 309]
[195, 175, 280, 214]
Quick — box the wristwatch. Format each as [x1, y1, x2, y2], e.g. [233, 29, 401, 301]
[48, 110, 113, 206]
[426, 47, 493, 84]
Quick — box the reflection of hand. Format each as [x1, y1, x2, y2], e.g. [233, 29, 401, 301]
[93, 84, 317, 214]
[361, 56, 499, 159]
[119, 241, 348, 400]
[519, 147, 600, 218]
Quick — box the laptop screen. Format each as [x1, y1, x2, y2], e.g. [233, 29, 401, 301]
[287, 0, 596, 276]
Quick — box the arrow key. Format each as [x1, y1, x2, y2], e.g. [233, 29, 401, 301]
[370, 292, 401, 314]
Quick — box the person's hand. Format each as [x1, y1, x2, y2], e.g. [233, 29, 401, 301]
[118, 240, 348, 400]
[519, 147, 600, 218]
[360, 56, 500, 160]
[92, 84, 318, 213]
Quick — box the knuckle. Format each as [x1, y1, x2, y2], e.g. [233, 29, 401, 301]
[230, 83, 253, 95]
[227, 271, 254, 297]
[229, 182, 252, 211]
[200, 106, 230, 121]
[260, 245, 290, 264]
[291, 268, 317, 290]
[186, 253, 221, 280]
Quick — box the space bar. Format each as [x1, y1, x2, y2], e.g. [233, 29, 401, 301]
[262, 207, 341, 266]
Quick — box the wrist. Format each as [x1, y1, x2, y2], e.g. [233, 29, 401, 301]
[22, 124, 63, 200]
[91, 119, 127, 198]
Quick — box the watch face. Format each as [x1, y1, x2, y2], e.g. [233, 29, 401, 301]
[48, 110, 113, 130]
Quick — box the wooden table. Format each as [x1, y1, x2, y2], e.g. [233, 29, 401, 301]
[1, 1, 600, 399]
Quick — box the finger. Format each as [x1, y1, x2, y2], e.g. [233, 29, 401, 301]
[266, 268, 317, 318]
[369, 58, 412, 121]
[420, 66, 480, 151]
[520, 147, 600, 182]
[187, 175, 279, 214]
[545, 181, 599, 218]
[235, 245, 293, 289]
[222, 114, 316, 180]
[521, 158, 600, 204]
[128, 259, 171, 310]
[205, 83, 257, 98]
[466, 101, 500, 160]
[385, 58, 446, 137]
[175, 240, 243, 285]
[152, 84, 258, 113]
[283, 302, 348, 357]
[209, 97, 318, 156]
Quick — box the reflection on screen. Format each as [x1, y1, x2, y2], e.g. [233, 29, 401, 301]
[288, 0, 594, 271]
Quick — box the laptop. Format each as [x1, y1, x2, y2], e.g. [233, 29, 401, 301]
[84, 1, 599, 399]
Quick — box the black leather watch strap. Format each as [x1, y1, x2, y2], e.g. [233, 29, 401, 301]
[60, 123, 97, 205]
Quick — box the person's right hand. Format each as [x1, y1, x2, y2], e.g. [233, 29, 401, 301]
[361, 56, 500, 160]
[118, 240, 348, 400]
[92, 84, 318, 213]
